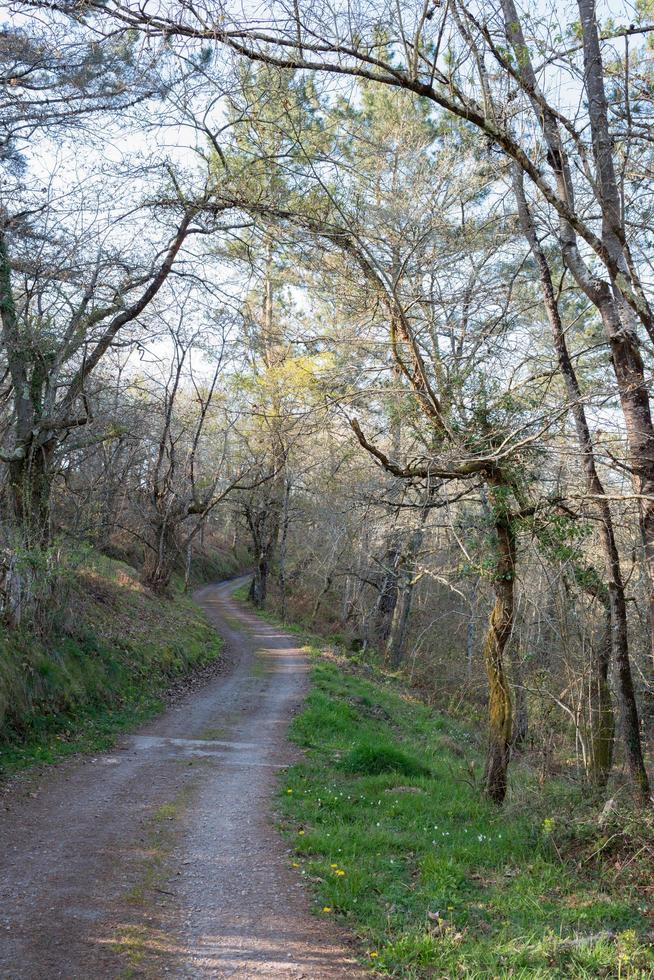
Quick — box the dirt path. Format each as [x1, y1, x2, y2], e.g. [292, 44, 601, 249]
[0, 578, 365, 979]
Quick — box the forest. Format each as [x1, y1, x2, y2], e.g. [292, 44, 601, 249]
[2, 0, 654, 976]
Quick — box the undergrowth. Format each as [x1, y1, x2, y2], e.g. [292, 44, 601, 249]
[0, 552, 222, 776]
[277, 650, 654, 978]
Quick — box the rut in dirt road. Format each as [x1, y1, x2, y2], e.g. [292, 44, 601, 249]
[0, 578, 365, 979]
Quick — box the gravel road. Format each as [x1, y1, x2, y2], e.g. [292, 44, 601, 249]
[0, 577, 364, 979]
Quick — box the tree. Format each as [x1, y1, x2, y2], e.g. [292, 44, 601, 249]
[111, 0, 654, 804]
[135, 317, 244, 594]
[115, 0, 654, 687]
[211, 62, 329, 606]
[0, 204, 195, 547]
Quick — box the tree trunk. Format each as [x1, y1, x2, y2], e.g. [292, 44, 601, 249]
[482, 481, 515, 804]
[278, 476, 291, 621]
[597, 294, 654, 683]
[514, 168, 650, 804]
[142, 516, 179, 595]
[183, 537, 193, 593]
[503, 0, 654, 682]
[249, 555, 269, 607]
[373, 539, 401, 645]
[576, 0, 654, 679]
[510, 649, 528, 751]
[588, 608, 615, 787]
[8, 440, 55, 548]
[244, 486, 282, 609]
[386, 563, 414, 669]
[386, 511, 427, 668]
[466, 577, 479, 679]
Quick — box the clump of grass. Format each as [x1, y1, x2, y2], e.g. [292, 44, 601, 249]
[341, 740, 431, 778]
[278, 659, 654, 977]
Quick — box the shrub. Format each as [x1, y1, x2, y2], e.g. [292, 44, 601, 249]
[340, 739, 431, 777]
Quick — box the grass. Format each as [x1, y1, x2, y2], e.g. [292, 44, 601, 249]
[341, 740, 432, 778]
[0, 552, 222, 777]
[277, 653, 654, 977]
[232, 581, 251, 602]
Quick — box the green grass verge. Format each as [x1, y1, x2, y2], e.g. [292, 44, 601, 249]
[231, 581, 251, 603]
[278, 654, 654, 978]
[0, 553, 222, 777]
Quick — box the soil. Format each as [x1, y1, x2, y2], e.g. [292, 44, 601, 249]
[0, 578, 365, 979]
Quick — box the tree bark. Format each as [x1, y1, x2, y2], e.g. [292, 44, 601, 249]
[249, 554, 270, 606]
[386, 563, 414, 669]
[386, 506, 428, 668]
[509, 649, 528, 751]
[588, 607, 615, 787]
[514, 168, 650, 804]
[482, 479, 515, 804]
[466, 577, 479, 679]
[142, 515, 179, 596]
[245, 489, 282, 608]
[373, 538, 401, 644]
[8, 440, 55, 548]
[278, 475, 291, 621]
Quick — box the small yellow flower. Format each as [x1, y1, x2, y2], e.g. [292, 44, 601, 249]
[291, 862, 300, 868]
[369, 951, 379, 958]
[447, 905, 454, 911]
[335, 869, 345, 876]
[330, 863, 338, 868]
[298, 830, 305, 835]
[286, 788, 293, 794]
[322, 906, 332, 913]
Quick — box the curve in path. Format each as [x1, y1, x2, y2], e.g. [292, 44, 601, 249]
[0, 577, 365, 979]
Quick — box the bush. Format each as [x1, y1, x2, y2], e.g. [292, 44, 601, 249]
[340, 739, 431, 777]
